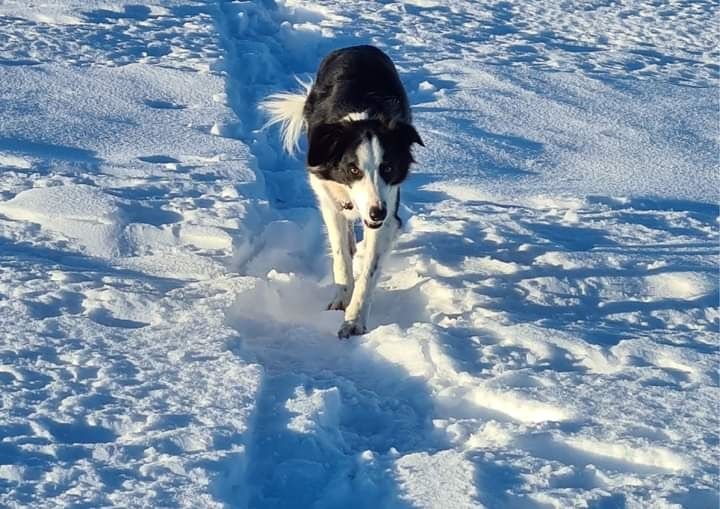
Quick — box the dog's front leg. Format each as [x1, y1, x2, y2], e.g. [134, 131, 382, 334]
[320, 205, 354, 311]
[338, 216, 398, 338]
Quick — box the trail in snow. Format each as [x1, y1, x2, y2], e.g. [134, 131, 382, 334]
[215, 3, 448, 507]
[0, 0, 717, 508]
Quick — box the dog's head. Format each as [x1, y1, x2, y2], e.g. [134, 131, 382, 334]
[307, 119, 423, 229]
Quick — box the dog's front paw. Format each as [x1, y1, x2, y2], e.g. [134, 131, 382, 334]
[337, 319, 367, 339]
[327, 285, 352, 311]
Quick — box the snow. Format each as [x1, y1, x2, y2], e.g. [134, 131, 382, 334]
[0, 184, 126, 257]
[0, 0, 717, 508]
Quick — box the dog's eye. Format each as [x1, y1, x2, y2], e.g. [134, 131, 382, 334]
[379, 163, 393, 174]
[349, 165, 361, 176]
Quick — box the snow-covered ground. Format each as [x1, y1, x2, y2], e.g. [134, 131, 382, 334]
[0, 1, 717, 508]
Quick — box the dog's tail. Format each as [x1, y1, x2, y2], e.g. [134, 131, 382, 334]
[259, 77, 313, 156]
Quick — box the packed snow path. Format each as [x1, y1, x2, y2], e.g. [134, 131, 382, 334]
[0, 1, 717, 508]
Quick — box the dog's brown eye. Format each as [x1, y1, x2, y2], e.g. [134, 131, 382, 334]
[380, 163, 392, 174]
[349, 165, 361, 176]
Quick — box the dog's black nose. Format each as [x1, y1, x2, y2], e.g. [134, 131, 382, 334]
[369, 205, 387, 222]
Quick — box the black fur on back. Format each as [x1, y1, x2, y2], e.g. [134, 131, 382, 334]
[303, 45, 422, 178]
[304, 45, 411, 129]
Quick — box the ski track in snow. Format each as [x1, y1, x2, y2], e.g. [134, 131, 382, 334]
[0, 0, 718, 508]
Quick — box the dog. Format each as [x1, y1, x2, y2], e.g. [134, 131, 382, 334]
[261, 45, 423, 338]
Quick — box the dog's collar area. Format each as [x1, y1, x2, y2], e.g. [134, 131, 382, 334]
[340, 201, 354, 210]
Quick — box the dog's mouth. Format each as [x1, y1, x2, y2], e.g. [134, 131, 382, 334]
[363, 220, 383, 229]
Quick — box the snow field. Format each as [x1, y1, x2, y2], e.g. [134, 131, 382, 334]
[0, 0, 717, 508]
[1, 2, 269, 507]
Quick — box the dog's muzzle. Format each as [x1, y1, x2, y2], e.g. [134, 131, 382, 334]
[364, 204, 386, 229]
[369, 205, 387, 222]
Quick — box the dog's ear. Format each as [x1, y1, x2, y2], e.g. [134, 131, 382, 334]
[307, 123, 353, 167]
[394, 121, 424, 148]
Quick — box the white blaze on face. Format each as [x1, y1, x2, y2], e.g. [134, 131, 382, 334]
[350, 134, 390, 223]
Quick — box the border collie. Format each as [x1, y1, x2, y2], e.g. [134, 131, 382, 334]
[261, 45, 423, 338]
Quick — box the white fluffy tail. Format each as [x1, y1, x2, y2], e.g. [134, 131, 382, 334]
[260, 77, 312, 156]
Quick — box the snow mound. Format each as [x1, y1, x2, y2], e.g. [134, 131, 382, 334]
[395, 450, 479, 509]
[0, 184, 125, 257]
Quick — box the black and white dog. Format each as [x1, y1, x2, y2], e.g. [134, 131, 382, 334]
[261, 45, 423, 338]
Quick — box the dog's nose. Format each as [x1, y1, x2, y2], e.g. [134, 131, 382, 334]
[369, 205, 387, 222]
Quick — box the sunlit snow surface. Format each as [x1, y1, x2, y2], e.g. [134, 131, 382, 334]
[0, 1, 717, 508]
